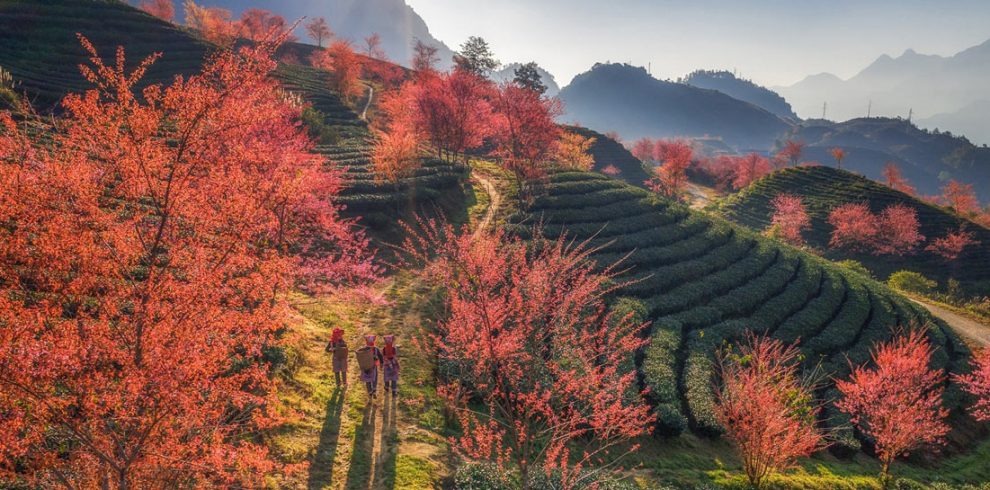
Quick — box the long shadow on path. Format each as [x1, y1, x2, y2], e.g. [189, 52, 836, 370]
[344, 396, 378, 489]
[380, 394, 399, 489]
[307, 387, 346, 490]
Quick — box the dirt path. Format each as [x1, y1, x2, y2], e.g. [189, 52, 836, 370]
[912, 299, 990, 347]
[271, 277, 448, 489]
[471, 173, 501, 238]
[685, 182, 718, 210]
[359, 86, 374, 120]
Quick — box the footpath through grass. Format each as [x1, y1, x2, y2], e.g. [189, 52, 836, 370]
[267, 275, 451, 490]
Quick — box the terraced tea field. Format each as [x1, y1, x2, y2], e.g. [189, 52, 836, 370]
[509, 171, 971, 447]
[275, 64, 469, 232]
[0, 0, 469, 237]
[0, 0, 212, 111]
[716, 166, 990, 293]
[564, 125, 652, 187]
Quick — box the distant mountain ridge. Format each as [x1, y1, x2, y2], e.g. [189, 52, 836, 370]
[681, 70, 797, 120]
[179, 0, 456, 68]
[558, 63, 792, 150]
[777, 38, 990, 144]
[785, 117, 990, 202]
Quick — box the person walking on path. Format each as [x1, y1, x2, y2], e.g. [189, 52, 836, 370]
[382, 335, 400, 396]
[325, 327, 349, 388]
[359, 335, 384, 397]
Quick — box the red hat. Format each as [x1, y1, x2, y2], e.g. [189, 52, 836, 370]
[331, 328, 344, 343]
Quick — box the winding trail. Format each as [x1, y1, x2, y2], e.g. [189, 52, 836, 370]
[359, 86, 374, 120]
[912, 299, 990, 347]
[471, 173, 501, 239]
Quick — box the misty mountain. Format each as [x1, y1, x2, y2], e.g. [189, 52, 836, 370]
[681, 70, 797, 120]
[787, 117, 990, 202]
[185, 0, 455, 68]
[917, 100, 990, 148]
[490, 62, 560, 97]
[558, 63, 791, 150]
[777, 39, 990, 142]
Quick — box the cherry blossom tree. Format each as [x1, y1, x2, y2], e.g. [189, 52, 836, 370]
[647, 139, 692, 200]
[555, 131, 596, 172]
[836, 330, 949, 487]
[830, 147, 846, 169]
[491, 83, 562, 183]
[403, 221, 654, 490]
[412, 39, 440, 74]
[882, 162, 916, 195]
[955, 349, 990, 422]
[776, 140, 805, 168]
[926, 228, 978, 260]
[873, 204, 924, 256]
[941, 180, 981, 216]
[601, 164, 621, 176]
[310, 40, 365, 105]
[715, 335, 827, 489]
[0, 38, 374, 489]
[238, 8, 294, 42]
[630, 137, 653, 163]
[767, 193, 811, 246]
[828, 203, 879, 252]
[731, 153, 773, 190]
[140, 0, 174, 21]
[364, 33, 387, 60]
[304, 17, 332, 48]
[183, 0, 237, 44]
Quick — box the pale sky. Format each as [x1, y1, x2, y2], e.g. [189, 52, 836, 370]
[404, 0, 990, 87]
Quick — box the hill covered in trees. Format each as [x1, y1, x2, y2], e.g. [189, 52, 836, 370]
[716, 166, 990, 295]
[508, 170, 970, 447]
[681, 69, 798, 121]
[0, 0, 467, 236]
[558, 63, 793, 151]
[786, 117, 990, 202]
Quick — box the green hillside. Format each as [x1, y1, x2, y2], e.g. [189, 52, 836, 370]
[508, 171, 971, 446]
[0, 0, 468, 236]
[715, 166, 990, 295]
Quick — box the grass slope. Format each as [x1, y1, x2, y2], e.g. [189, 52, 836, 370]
[508, 171, 971, 447]
[715, 166, 990, 295]
[269, 275, 451, 490]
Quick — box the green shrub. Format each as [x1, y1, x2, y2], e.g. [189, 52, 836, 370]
[836, 259, 873, 278]
[300, 106, 340, 145]
[453, 463, 515, 490]
[887, 271, 937, 295]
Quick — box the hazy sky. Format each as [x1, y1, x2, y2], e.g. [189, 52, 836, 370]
[404, 0, 990, 87]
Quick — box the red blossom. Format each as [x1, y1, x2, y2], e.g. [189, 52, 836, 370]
[715, 335, 827, 489]
[828, 203, 879, 252]
[874, 204, 925, 256]
[941, 180, 981, 216]
[926, 229, 978, 261]
[767, 193, 810, 246]
[955, 349, 990, 422]
[775, 140, 804, 168]
[140, 0, 174, 21]
[402, 220, 654, 489]
[882, 162, 916, 196]
[646, 139, 693, 200]
[0, 38, 374, 487]
[836, 330, 949, 484]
